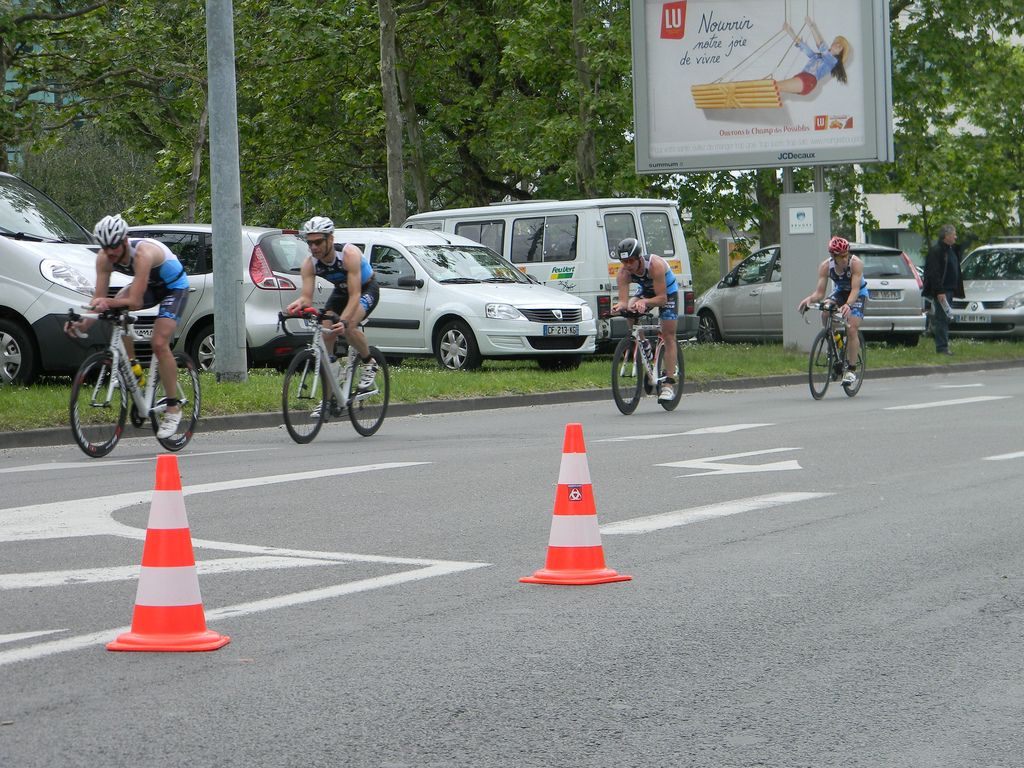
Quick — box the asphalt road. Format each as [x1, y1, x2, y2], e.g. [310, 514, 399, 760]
[2, 364, 1024, 767]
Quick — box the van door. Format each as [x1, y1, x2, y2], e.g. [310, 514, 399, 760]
[366, 244, 428, 353]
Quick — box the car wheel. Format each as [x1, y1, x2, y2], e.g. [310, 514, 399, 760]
[537, 354, 582, 371]
[187, 323, 217, 372]
[0, 318, 36, 385]
[435, 319, 482, 370]
[697, 310, 722, 343]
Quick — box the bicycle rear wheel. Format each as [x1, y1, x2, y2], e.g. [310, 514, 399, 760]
[283, 349, 328, 443]
[656, 339, 684, 411]
[70, 352, 128, 458]
[151, 351, 201, 451]
[349, 347, 389, 437]
[611, 337, 643, 414]
[808, 330, 832, 400]
[843, 330, 866, 397]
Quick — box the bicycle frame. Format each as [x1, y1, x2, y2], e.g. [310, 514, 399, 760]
[75, 310, 165, 417]
[610, 309, 683, 414]
[290, 314, 372, 409]
[804, 301, 864, 399]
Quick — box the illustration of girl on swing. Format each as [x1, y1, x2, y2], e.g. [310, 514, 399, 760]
[776, 16, 850, 96]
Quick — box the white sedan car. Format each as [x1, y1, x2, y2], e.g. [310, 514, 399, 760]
[331, 227, 596, 370]
[951, 241, 1024, 338]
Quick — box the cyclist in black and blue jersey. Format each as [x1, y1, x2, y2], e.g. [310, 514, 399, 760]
[797, 235, 868, 385]
[611, 237, 680, 402]
[287, 216, 380, 396]
[65, 214, 190, 439]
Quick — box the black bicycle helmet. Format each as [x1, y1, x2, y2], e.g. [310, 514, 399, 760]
[615, 237, 642, 261]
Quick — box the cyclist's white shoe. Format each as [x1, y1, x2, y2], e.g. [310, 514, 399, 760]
[310, 400, 324, 418]
[358, 360, 378, 392]
[842, 369, 858, 385]
[156, 410, 182, 439]
[658, 383, 675, 402]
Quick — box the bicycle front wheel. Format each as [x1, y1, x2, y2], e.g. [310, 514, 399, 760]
[151, 351, 201, 451]
[656, 339, 684, 411]
[808, 330, 832, 400]
[283, 349, 329, 443]
[349, 347, 389, 437]
[70, 352, 128, 458]
[611, 337, 643, 415]
[843, 330, 866, 397]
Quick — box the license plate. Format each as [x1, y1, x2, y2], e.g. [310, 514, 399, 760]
[870, 289, 900, 300]
[133, 327, 153, 340]
[544, 324, 579, 336]
[957, 314, 990, 324]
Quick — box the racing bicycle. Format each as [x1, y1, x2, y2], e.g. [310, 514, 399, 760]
[278, 309, 390, 443]
[67, 308, 200, 457]
[610, 309, 684, 414]
[802, 301, 866, 400]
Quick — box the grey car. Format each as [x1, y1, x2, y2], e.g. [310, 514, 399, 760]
[695, 242, 926, 346]
[127, 224, 329, 370]
[950, 240, 1024, 338]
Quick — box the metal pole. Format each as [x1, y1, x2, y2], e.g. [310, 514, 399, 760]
[206, 0, 247, 382]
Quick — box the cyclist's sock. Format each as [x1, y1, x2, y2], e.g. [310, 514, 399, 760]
[665, 377, 676, 384]
[360, 355, 372, 364]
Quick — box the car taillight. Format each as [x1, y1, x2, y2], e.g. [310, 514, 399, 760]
[684, 289, 695, 315]
[597, 295, 612, 319]
[249, 244, 296, 290]
[901, 251, 923, 289]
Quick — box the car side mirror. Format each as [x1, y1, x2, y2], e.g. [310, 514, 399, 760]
[397, 276, 424, 289]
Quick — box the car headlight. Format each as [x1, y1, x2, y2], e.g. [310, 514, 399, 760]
[40, 258, 94, 296]
[1004, 290, 1024, 310]
[486, 303, 524, 320]
[580, 304, 594, 321]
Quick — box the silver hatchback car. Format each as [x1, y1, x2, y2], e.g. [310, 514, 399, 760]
[127, 224, 329, 370]
[695, 242, 926, 346]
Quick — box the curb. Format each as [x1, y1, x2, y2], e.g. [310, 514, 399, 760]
[4, 358, 1023, 450]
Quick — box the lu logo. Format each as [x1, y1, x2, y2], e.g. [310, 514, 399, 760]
[661, 1, 686, 40]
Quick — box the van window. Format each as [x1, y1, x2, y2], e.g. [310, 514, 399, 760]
[455, 220, 504, 254]
[370, 245, 417, 289]
[544, 215, 578, 261]
[510, 215, 578, 263]
[641, 212, 675, 257]
[511, 217, 545, 263]
[603, 212, 637, 256]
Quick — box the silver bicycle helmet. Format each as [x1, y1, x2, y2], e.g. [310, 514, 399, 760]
[300, 216, 335, 236]
[93, 214, 129, 248]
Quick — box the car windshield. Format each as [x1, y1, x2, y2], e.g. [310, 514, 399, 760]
[0, 174, 92, 244]
[408, 244, 530, 283]
[858, 251, 914, 279]
[960, 248, 1024, 280]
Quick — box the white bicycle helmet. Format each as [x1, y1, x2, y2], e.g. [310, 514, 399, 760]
[93, 214, 129, 248]
[300, 216, 334, 237]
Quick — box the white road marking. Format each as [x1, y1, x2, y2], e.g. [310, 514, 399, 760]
[885, 395, 1010, 410]
[0, 448, 267, 474]
[600, 492, 832, 535]
[657, 447, 802, 477]
[985, 451, 1024, 461]
[0, 461, 429, 543]
[595, 423, 772, 442]
[0, 630, 66, 646]
[938, 383, 984, 389]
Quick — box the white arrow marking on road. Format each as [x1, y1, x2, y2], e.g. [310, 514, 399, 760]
[885, 395, 1010, 410]
[596, 424, 773, 442]
[601, 492, 832, 535]
[938, 383, 984, 388]
[656, 447, 802, 477]
[985, 451, 1024, 461]
[0, 630, 67, 646]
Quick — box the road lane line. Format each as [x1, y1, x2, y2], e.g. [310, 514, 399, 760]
[600, 492, 832, 535]
[985, 451, 1024, 461]
[595, 424, 773, 442]
[885, 395, 1010, 410]
[0, 630, 66, 645]
[0, 449, 267, 474]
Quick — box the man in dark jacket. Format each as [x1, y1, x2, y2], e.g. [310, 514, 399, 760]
[923, 224, 964, 355]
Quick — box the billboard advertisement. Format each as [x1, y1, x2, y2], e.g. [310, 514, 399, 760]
[631, 0, 893, 173]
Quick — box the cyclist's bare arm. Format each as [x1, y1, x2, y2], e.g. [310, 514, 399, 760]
[798, 260, 830, 312]
[287, 257, 317, 314]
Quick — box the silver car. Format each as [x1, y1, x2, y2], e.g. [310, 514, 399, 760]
[951, 241, 1024, 338]
[127, 224, 327, 370]
[695, 242, 926, 346]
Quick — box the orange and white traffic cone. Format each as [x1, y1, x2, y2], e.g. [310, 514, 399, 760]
[107, 454, 230, 652]
[520, 423, 632, 586]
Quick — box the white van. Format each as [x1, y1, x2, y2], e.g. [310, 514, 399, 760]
[404, 198, 697, 348]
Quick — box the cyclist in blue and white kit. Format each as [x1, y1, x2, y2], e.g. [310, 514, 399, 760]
[798, 235, 868, 385]
[287, 216, 380, 398]
[65, 214, 191, 438]
[611, 237, 680, 402]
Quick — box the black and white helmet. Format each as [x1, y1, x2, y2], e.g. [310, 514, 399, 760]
[93, 214, 129, 248]
[615, 237, 642, 261]
[300, 216, 334, 237]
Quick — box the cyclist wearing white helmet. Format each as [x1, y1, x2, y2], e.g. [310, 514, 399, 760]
[611, 237, 680, 402]
[797, 235, 868, 385]
[65, 213, 191, 438]
[287, 216, 379, 394]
